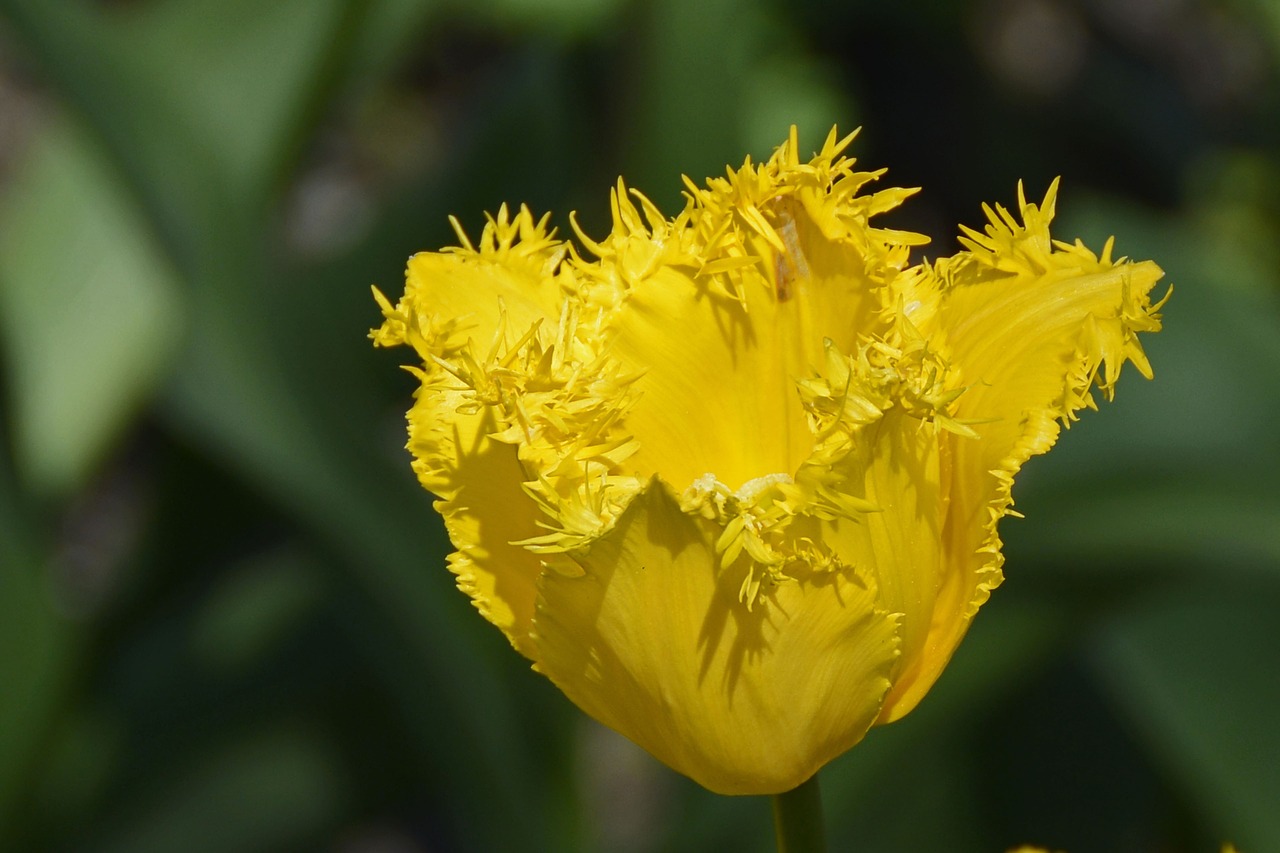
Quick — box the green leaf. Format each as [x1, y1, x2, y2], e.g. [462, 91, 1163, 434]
[0, 0, 360, 261]
[187, 549, 325, 676]
[740, 51, 857, 164]
[0, 120, 183, 497]
[93, 726, 345, 853]
[454, 0, 625, 39]
[622, 0, 786, 208]
[157, 281, 552, 848]
[1010, 484, 1280, 576]
[0, 460, 76, 841]
[115, 0, 352, 204]
[0, 559, 74, 843]
[1089, 583, 1280, 852]
[1009, 196, 1280, 580]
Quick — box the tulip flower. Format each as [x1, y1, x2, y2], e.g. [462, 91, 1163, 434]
[371, 127, 1165, 798]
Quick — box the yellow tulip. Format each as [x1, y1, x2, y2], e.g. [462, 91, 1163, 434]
[371, 127, 1165, 795]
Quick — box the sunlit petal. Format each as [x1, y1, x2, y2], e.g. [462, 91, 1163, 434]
[373, 128, 1165, 793]
[533, 480, 900, 795]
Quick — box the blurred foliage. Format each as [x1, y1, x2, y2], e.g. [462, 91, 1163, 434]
[0, 0, 1277, 851]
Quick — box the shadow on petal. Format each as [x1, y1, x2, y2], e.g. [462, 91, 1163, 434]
[533, 479, 900, 795]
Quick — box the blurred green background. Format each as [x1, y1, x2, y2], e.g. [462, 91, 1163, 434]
[1, 0, 1278, 850]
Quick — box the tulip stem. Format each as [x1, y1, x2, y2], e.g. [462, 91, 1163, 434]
[771, 774, 826, 853]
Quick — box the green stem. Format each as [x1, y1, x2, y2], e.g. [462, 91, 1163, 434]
[771, 774, 826, 853]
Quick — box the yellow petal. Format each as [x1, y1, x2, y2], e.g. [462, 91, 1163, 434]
[375, 206, 597, 655]
[375, 132, 1168, 794]
[375, 205, 565, 363]
[607, 151, 918, 494]
[877, 184, 1166, 720]
[608, 265, 817, 492]
[815, 407, 946, 705]
[416, 398, 546, 657]
[532, 479, 901, 795]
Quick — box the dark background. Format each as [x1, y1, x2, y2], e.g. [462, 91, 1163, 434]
[1, 0, 1277, 851]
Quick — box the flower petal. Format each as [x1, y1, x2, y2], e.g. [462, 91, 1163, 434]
[877, 183, 1166, 720]
[592, 129, 922, 494]
[373, 205, 565, 365]
[372, 206, 582, 655]
[532, 479, 901, 795]
[815, 407, 947, 705]
[608, 265, 817, 492]
[418, 399, 546, 656]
